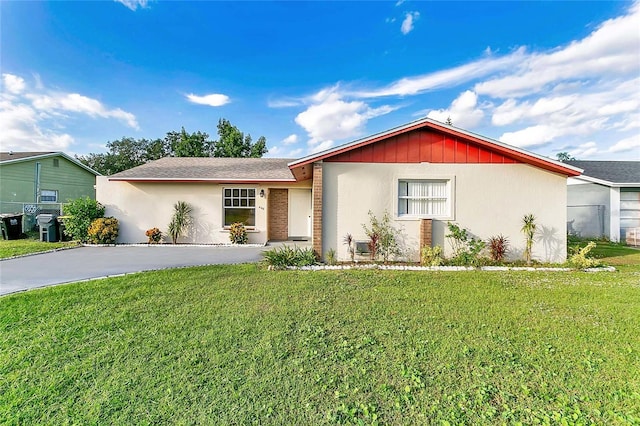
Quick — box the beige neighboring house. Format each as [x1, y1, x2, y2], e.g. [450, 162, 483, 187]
[97, 118, 582, 262]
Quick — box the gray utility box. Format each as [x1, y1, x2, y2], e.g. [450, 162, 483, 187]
[36, 214, 58, 242]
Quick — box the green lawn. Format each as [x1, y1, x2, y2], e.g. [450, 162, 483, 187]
[0, 238, 79, 259]
[1, 254, 639, 424]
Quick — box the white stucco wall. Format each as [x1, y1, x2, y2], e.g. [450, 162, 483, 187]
[96, 177, 311, 244]
[322, 162, 568, 263]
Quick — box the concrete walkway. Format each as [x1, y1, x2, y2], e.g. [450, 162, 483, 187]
[0, 245, 267, 296]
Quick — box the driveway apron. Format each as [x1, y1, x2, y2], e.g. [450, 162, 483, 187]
[0, 245, 265, 296]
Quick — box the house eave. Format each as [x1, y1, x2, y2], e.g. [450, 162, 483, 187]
[0, 152, 102, 176]
[573, 175, 640, 188]
[107, 177, 298, 183]
[288, 117, 583, 178]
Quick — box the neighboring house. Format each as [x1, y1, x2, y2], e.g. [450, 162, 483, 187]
[97, 118, 582, 262]
[566, 160, 640, 244]
[0, 151, 100, 208]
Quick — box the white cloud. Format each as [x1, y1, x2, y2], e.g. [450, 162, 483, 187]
[295, 89, 395, 148]
[475, 2, 640, 98]
[401, 11, 419, 35]
[267, 98, 301, 108]
[2, 74, 26, 94]
[567, 141, 599, 158]
[282, 134, 298, 145]
[608, 135, 640, 154]
[0, 73, 139, 152]
[351, 49, 527, 98]
[186, 93, 230, 107]
[499, 125, 562, 149]
[114, 0, 148, 11]
[426, 90, 484, 128]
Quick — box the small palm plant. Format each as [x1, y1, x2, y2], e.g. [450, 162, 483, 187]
[168, 201, 193, 244]
[521, 214, 537, 265]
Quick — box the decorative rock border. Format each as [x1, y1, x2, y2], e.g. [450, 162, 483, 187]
[285, 264, 616, 272]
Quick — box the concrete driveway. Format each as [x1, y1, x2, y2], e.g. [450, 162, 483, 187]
[0, 245, 266, 296]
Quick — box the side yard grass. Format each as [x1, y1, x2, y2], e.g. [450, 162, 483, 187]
[0, 238, 79, 259]
[1, 258, 639, 424]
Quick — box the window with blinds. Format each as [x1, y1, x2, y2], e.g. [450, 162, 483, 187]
[398, 180, 450, 217]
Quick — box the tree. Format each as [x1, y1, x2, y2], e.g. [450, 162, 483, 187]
[165, 127, 212, 157]
[211, 118, 268, 158]
[76, 137, 165, 175]
[556, 152, 576, 162]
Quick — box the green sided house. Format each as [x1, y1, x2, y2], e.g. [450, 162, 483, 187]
[97, 118, 582, 262]
[0, 151, 100, 209]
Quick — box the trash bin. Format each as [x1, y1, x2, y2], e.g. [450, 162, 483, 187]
[36, 214, 58, 242]
[0, 213, 24, 240]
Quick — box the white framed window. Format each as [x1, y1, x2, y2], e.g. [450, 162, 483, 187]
[398, 180, 450, 217]
[40, 190, 58, 203]
[223, 188, 256, 227]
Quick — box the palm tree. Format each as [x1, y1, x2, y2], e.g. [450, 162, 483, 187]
[521, 214, 537, 265]
[168, 201, 192, 244]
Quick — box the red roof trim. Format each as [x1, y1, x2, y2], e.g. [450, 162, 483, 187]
[108, 178, 297, 183]
[289, 119, 582, 177]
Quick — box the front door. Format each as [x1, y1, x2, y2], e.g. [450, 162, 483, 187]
[288, 189, 311, 240]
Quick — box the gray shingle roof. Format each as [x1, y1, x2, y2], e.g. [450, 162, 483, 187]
[109, 157, 296, 181]
[566, 160, 640, 184]
[0, 152, 56, 162]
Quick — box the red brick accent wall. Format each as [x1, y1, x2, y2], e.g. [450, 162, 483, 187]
[312, 162, 323, 258]
[268, 189, 288, 241]
[419, 219, 432, 248]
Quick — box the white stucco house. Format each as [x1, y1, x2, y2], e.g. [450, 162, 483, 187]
[566, 160, 640, 245]
[97, 118, 583, 262]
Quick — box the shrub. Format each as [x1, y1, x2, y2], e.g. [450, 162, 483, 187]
[325, 248, 337, 265]
[87, 217, 119, 244]
[229, 222, 248, 244]
[146, 227, 162, 244]
[63, 197, 105, 242]
[420, 245, 444, 267]
[568, 241, 601, 269]
[362, 210, 400, 262]
[263, 245, 317, 269]
[446, 222, 485, 267]
[488, 234, 509, 262]
[168, 201, 192, 244]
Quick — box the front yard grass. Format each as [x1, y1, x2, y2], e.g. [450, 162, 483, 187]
[0, 238, 79, 259]
[2, 259, 639, 424]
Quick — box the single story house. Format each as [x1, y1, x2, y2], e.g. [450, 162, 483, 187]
[566, 160, 640, 244]
[97, 118, 582, 262]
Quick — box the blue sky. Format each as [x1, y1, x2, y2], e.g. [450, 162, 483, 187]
[1, 1, 639, 160]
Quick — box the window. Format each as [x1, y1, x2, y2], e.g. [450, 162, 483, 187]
[41, 190, 58, 203]
[398, 180, 450, 217]
[53, 158, 59, 167]
[223, 188, 256, 226]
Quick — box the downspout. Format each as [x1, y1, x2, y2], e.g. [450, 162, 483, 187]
[34, 162, 41, 203]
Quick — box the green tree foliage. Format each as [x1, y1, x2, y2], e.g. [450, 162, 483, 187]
[212, 118, 267, 158]
[77, 119, 268, 175]
[76, 137, 166, 175]
[62, 197, 105, 242]
[165, 127, 212, 157]
[521, 214, 537, 265]
[556, 152, 576, 162]
[362, 210, 400, 262]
